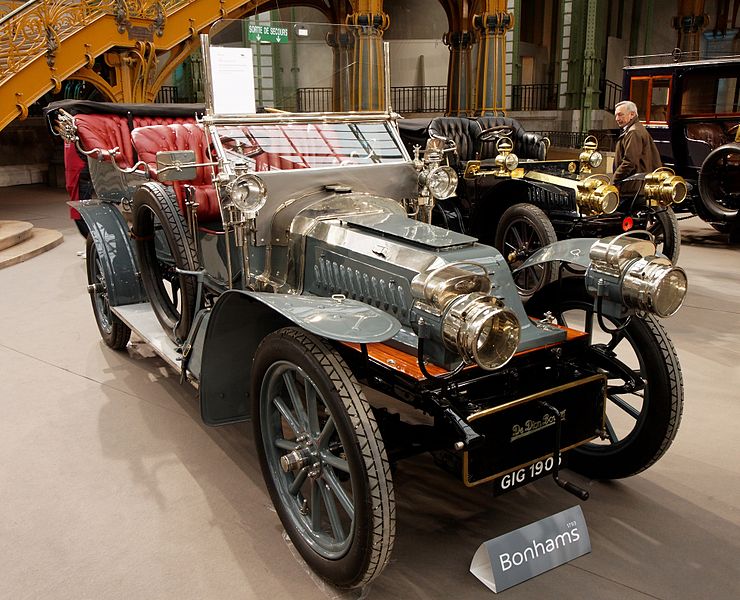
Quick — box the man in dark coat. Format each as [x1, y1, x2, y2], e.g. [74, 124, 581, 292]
[611, 100, 662, 195]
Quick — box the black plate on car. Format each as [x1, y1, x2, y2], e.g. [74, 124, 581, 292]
[463, 374, 605, 488]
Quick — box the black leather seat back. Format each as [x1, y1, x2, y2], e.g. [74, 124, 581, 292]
[428, 117, 476, 163]
[473, 116, 547, 161]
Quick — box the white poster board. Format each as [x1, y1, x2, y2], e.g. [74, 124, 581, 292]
[209, 46, 256, 115]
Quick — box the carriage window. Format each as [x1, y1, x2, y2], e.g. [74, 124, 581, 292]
[681, 73, 740, 116]
[650, 79, 670, 122]
[629, 76, 671, 122]
[630, 78, 649, 119]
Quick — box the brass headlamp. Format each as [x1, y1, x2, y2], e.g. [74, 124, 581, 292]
[643, 167, 687, 206]
[412, 264, 521, 370]
[586, 233, 687, 318]
[441, 293, 521, 370]
[576, 174, 619, 215]
[578, 135, 603, 174]
[494, 137, 519, 177]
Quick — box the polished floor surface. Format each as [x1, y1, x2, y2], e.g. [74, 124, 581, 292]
[1, 185, 739, 600]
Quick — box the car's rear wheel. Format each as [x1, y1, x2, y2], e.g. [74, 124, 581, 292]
[132, 183, 198, 344]
[528, 279, 684, 479]
[86, 236, 131, 350]
[494, 203, 557, 298]
[697, 143, 740, 221]
[252, 327, 395, 588]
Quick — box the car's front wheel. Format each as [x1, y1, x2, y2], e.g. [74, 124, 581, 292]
[528, 279, 684, 479]
[251, 327, 395, 588]
[494, 203, 557, 298]
[645, 207, 681, 263]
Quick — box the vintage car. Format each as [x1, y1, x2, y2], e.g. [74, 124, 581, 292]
[623, 53, 740, 237]
[398, 116, 686, 296]
[47, 19, 688, 589]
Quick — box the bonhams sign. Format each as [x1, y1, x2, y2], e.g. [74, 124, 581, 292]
[470, 506, 591, 592]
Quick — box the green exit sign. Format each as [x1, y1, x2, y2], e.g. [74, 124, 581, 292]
[248, 24, 289, 44]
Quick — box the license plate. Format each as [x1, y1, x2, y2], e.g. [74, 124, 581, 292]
[492, 455, 564, 495]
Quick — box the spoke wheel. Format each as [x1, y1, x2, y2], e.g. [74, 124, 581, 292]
[644, 207, 680, 263]
[252, 328, 395, 588]
[494, 203, 557, 298]
[528, 279, 684, 479]
[132, 183, 198, 343]
[85, 236, 131, 350]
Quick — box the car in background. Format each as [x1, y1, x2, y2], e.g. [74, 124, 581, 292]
[398, 116, 685, 296]
[623, 53, 740, 238]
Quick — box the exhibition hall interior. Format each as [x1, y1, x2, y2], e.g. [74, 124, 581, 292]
[0, 0, 738, 598]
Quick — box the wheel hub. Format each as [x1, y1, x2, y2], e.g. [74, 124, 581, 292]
[280, 433, 322, 478]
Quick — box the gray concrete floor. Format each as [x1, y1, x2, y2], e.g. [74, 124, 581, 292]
[1, 184, 739, 600]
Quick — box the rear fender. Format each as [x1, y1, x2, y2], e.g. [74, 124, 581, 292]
[71, 200, 146, 305]
[199, 290, 401, 425]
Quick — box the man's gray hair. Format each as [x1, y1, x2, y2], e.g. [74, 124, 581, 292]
[615, 100, 638, 116]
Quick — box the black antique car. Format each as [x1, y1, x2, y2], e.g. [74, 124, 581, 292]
[398, 116, 685, 296]
[623, 53, 740, 237]
[47, 19, 688, 589]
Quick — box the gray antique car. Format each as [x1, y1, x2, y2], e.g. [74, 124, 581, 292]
[47, 20, 688, 589]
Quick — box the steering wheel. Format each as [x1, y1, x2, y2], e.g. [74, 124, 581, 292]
[429, 133, 458, 154]
[477, 125, 513, 143]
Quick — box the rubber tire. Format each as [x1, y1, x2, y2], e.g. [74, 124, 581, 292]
[132, 183, 198, 344]
[252, 328, 395, 588]
[697, 143, 740, 221]
[646, 207, 680, 263]
[527, 279, 684, 479]
[494, 203, 558, 298]
[86, 236, 132, 350]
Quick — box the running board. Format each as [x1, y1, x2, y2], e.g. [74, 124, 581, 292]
[112, 303, 183, 373]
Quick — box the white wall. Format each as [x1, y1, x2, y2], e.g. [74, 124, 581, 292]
[387, 39, 448, 87]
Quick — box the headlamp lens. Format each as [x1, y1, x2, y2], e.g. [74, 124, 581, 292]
[228, 174, 266, 215]
[427, 166, 458, 199]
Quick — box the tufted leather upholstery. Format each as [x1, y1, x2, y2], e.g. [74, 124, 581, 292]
[685, 123, 728, 150]
[74, 114, 135, 167]
[427, 116, 547, 164]
[473, 116, 547, 160]
[132, 116, 195, 129]
[131, 123, 220, 221]
[72, 114, 198, 169]
[428, 117, 478, 163]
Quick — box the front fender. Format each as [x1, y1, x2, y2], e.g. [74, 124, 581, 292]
[71, 200, 146, 305]
[198, 290, 401, 425]
[513, 238, 596, 273]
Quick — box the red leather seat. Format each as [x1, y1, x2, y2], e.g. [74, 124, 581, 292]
[132, 116, 196, 128]
[131, 123, 221, 221]
[74, 114, 136, 167]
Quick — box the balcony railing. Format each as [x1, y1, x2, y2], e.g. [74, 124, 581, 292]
[155, 85, 179, 104]
[534, 129, 618, 151]
[295, 85, 447, 114]
[392, 85, 447, 113]
[600, 79, 622, 112]
[511, 84, 558, 111]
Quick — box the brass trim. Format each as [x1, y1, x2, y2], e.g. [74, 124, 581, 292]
[524, 170, 580, 190]
[467, 373, 606, 422]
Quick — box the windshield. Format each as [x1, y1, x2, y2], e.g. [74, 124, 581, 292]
[215, 121, 405, 170]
